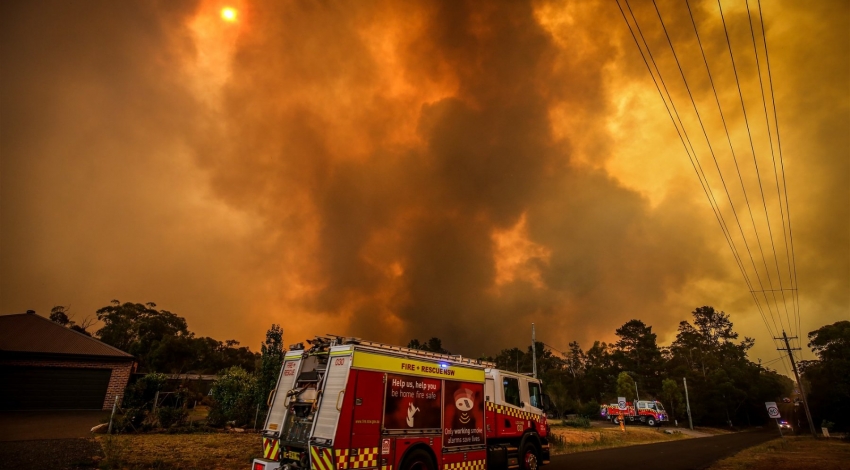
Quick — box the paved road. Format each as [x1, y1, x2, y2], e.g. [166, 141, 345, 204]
[549, 429, 776, 470]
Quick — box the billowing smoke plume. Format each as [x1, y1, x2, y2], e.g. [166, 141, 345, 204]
[2, 0, 846, 361]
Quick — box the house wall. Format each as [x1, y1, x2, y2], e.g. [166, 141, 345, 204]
[0, 358, 134, 410]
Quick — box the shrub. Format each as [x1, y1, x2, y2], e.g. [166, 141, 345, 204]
[208, 366, 259, 427]
[157, 406, 188, 428]
[577, 400, 601, 419]
[562, 416, 591, 428]
[123, 373, 167, 409]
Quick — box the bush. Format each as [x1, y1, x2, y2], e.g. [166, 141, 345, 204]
[123, 373, 167, 409]
[112, 406, 149, 433]
[562, 416, 591, 428]
[157, 406, 188, 428]
[577, 400, 601, 419]
[208, 366, 259, 427]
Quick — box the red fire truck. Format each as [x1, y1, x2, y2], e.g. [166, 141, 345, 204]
[252, 337, 554, 470]
[599, 400, 668, 427]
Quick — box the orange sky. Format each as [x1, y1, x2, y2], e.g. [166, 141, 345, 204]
[1, 0, 847, 373]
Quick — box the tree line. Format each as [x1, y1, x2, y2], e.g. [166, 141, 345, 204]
[418, 306, 794, 427]
[51, 300, 260, 374]
[411, 307, 846, 432]
[50, 301, 846, 431]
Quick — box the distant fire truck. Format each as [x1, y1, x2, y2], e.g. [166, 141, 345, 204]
[252, 336, 554, 470]
[600, 400, 668, 427]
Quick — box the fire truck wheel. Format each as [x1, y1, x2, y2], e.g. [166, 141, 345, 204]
[520, 441, 539, 470]
[646, 417, 657, 427]
[612, 416, 620, 425]
[401, 449, 435, 470]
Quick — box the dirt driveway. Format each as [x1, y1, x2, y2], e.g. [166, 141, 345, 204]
[0, 410, 110, 441]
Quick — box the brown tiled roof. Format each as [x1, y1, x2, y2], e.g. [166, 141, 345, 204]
[0, 312, 133, 359]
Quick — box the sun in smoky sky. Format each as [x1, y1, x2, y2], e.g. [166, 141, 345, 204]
[221, 7, 237, 22]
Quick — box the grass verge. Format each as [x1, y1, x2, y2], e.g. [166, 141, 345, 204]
[707, 436, 850, 470]
[548, 425, 689, 455]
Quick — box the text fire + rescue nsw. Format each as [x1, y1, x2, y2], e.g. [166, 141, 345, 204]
[444, 426, 484, 445]
[401, 362, 456, 376]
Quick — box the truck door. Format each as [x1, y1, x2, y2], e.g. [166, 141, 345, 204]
[349, 370, 384, 468]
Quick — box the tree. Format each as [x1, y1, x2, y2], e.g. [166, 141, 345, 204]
[692, 306, 737, 345]
[801, 321, 850, 432]
[583, 341, 614, 403]
[208, 366, 258, 427]
[660, 378, 683, 421]
[566, 341, 585, 378]
[616, 372, 636, 402]
[49, 305, 71, 326]
[667, 306, 783, 427]
[257, 324, 284, 413]
[407, 337, 451, 354]
[613, 319, 663, 394]
[49, 305, 94, 336]
[95, 300, 259, 373]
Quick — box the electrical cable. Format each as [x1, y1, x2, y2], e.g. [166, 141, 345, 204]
[650, 0, 783, 343]
[682, 0, 786, 350]
[616, 0, 776, 340]
[745, 0, 796, 345]
[757, 0, 803, 352]
[715, 0, 789, 337]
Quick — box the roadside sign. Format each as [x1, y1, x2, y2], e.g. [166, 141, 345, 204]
[618, 397, 627, 410]
[765, 402, 781, 419]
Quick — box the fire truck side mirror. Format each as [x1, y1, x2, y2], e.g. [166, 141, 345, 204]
[541, 394, 553, 412]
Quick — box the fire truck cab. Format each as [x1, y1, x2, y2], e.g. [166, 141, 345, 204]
[253, 337, 552, 470]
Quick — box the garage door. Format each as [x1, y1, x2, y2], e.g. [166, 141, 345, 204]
[0, 366, 112, 410]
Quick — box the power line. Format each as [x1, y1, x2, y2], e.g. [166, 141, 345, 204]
[615, 0, 776, 340]
[744, 0, 796, 346]
[650, 0, 784, 343]
[682, 0, 788, 350]
[756, 0, 803, 352]
[716, 0, 791, 338]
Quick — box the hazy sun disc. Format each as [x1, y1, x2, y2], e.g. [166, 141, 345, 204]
[221, 7, 237, 22]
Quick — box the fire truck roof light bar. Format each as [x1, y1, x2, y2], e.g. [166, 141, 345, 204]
[288, 335, 498, 368]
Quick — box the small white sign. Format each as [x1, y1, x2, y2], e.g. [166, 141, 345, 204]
[618, 397, 627, 410]
[765, 402, 781, 419]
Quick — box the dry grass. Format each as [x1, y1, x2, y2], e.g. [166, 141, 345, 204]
[708, 436, 850, 470]
[96, 432, 261, 469]
[549, 425, 689, 455]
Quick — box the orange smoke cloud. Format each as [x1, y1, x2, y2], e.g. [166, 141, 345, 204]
[1, 0, 846, 366]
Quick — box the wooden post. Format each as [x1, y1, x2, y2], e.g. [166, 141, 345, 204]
[107, 395, 118, 434]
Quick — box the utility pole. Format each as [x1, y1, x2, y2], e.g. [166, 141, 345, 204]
[634, 379, 640, 403]
[777, 331, 816, 438]
[683, 377, 693, 430]
[532, 323, 537, 379]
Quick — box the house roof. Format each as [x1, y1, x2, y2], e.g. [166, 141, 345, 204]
[0, 312, 133, 359]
